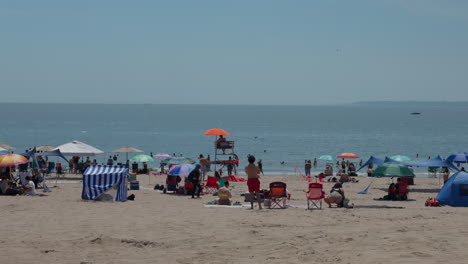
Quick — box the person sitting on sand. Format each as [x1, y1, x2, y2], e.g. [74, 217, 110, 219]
[0, 179, 23, 196]
[339, 173, 350, 183]
[386, 183, 397, 200]
[22, 176, 37, 195]
[216, 181, 232, 205]
[324, 183, 344, 208]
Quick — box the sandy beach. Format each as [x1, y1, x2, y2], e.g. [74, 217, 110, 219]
[1, 173, 467, 264]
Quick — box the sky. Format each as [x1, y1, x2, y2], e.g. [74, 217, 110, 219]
[0, 0, 467, 105]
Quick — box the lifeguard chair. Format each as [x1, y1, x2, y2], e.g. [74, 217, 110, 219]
[202, 128, 239, 176]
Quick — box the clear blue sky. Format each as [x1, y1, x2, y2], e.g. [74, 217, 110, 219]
[1, 0, 467, 105]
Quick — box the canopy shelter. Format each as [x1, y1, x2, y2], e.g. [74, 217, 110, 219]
[82, 165, 129, 202]
[112, 146, 144, 161]
[437, 171, 468, 207]
[384, 156, 459, 172]
[21, 149, 68, 163]
[357, 156, 385, 171]
[53, 140, 104, 156]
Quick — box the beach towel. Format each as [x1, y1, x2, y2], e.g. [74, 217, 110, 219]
[204, 204, 244, 208]
[373, 198, 416, 202]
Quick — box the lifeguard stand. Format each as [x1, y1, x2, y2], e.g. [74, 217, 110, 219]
[213, 139, 238, 175]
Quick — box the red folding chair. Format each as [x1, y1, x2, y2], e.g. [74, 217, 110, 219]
[305, 183, 325, 210]
[204, 176, 219, 194]
[268, 182, 287, 209]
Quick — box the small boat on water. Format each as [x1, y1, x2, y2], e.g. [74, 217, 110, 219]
[410, 112, 421, 115]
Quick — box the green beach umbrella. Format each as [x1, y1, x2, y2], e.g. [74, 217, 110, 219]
[131, 154, 154, 162]
[319, 155, 336, 161]
[373, 162, 415, 178]
[390, 155, 412, 162]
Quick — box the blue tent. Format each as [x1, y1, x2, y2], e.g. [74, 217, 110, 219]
[82, 165, 129, 202]
[357, 156, 385, 171]
[384, 156, 459, 172]
[437, 171, 468, 206]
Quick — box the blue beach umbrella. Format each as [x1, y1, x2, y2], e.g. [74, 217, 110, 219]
[168, 164, 195, 176]
[446, 152, 468, 163]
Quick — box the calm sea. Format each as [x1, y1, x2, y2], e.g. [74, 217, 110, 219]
[1, 103, 467, 175]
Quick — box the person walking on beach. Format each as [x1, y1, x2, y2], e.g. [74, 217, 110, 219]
[188, 164, 202, 198]
[305, 160, 312, 176]
[245, 155, 262, 209]
[258, 160, 264, 175]
[313, 158, 317, 168]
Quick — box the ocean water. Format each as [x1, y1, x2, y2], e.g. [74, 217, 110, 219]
[1, 103, 467, 175]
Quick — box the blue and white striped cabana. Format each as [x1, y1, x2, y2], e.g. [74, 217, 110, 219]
[82, 165, 129, 202]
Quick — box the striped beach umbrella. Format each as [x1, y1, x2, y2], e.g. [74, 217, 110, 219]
[168, 164, 196, 176]
[0, 154, 29, 167]
[337, 153, 360, 159]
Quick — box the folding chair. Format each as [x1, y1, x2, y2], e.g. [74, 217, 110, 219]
[268, 182, 287, 209]
[305, 183, 325, 210]
[204, 176, 219, 194]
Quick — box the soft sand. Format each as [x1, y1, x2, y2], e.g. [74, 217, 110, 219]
[1, 173, 467, 264]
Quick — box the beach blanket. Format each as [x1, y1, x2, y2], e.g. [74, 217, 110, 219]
[204, 204, 245, 208]
[355, 205, 405, 209]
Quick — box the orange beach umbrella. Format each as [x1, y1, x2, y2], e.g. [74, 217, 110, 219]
[0, 154, 29, 167]
[203, 128, 231, 136]
[337, 153, 360, 159]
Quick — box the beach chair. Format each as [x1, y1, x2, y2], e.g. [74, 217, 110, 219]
[305, 183, 325, 210]
[268, 182, 287, 209]
[204, 176, 219, 194]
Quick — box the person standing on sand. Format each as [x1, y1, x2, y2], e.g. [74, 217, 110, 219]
[188, 164, 202, 198]
[245, 155, 262, 209]
[257, 160, 264, 175]
[305, 160, 312, 176]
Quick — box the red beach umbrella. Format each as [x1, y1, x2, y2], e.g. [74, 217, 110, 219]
[337, 153, 360, 159]
[203, 128, 231, 136]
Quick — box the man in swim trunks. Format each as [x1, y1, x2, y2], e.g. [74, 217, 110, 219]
[245, 155, 262, 209]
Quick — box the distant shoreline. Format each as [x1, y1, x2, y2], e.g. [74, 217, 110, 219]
[1, 101, 468, 107]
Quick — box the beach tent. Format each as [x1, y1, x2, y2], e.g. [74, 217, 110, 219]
[436, 171, 468, 206]
[53, 140, 104, 156]
[82, 165, 129, 202]
[384, 156, 459, 172]
[357, 156, 385, 171]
